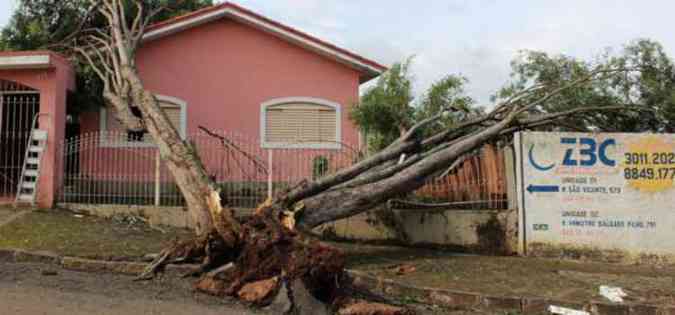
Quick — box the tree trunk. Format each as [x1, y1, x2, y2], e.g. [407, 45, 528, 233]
[117, 66, 233, 235]
[296, 117, 512, 229]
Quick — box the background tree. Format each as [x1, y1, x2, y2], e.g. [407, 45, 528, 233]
[416, 74, 480, 137]
[350, 58, 415, 151]
[495, 38, 675, 132]
[351, 57, 477, 152]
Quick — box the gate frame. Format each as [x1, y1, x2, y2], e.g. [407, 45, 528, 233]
[0, 51, 75, 208]
[0, 89, 41, 201]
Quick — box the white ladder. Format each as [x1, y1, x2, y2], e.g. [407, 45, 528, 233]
[15, 114, 49, 205]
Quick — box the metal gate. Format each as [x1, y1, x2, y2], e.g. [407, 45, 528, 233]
[0, 80, 40, 201]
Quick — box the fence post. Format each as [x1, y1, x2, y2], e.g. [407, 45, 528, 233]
[267, 149, 273, 199]
[155, 149, 161, 206]
[504, 145, 517, 210]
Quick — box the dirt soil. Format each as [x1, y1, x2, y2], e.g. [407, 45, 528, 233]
[339, 242, 675, 307]
[0, 210, 192, 259]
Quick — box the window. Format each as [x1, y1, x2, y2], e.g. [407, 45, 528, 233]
[261, 97, 341, 149]
[100, 95, 187, 147]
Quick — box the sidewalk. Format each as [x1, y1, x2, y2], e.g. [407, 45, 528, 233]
[2, 209, 673, 313]
[338, 242, 675, 308]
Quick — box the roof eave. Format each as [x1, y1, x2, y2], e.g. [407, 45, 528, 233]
[0, 54, 52, 70]
[142, 4, 386, 84]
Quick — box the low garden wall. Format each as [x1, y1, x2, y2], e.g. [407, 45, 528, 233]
[320, 208, 519, 255]
[59, 203, 518, 255]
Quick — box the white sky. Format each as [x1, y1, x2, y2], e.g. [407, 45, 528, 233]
[1, 0, 674, 105]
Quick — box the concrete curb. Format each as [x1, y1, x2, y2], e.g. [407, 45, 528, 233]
[346, 269, 673, 315]
[1, 248, 672, 315]
[0, 248, 199, 277]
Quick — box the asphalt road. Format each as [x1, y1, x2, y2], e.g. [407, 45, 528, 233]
[0, 262, 266, 315]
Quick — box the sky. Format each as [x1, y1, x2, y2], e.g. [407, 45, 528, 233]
[1, 0, 674, 105]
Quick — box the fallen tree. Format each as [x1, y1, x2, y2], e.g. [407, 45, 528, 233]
[70, 1, 643, 313]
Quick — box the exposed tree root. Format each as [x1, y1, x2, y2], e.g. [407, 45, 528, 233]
[142, 205, 414, 314]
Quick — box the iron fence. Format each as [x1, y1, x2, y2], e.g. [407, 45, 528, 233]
[58, 131, 510, 210]
[58, 130, 360, 208]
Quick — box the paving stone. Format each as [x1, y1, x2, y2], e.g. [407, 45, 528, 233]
[521, 297, 552, 314]
[481, 295, 522, 311]
[427, 290, 480, 309]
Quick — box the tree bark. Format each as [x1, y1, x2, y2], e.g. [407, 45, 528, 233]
[297, 112, 516, 229]
[125, 69, 212, 232]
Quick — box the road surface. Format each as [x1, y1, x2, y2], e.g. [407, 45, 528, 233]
[0, 262, 267, 315]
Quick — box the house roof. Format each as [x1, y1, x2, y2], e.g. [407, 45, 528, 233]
[143, 2, 387, 83]
[0, 50, 71, 70]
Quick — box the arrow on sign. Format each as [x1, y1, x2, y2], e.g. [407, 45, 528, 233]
[527, 184, 560, 193]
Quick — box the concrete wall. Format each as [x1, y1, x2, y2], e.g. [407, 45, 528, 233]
[60, 202, 518, 255]
[59, 203, 255, 229]
[320, 208, 519, 255]
[515, 132, 675, 264]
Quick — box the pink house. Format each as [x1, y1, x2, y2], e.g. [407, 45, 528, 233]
[0, 2, 385, 208]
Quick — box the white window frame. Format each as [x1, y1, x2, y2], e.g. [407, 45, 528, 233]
[99, 94, 188, 148]
[260, 97, 341, 149]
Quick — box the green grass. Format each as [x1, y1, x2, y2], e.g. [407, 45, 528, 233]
[336, 242, 675, 306]
[0, 210, 192, 259]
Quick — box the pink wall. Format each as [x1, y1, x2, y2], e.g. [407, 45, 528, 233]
[82, 18, 362, 145]
[0, 51, 75, 207]
[75, 17, 368, 197]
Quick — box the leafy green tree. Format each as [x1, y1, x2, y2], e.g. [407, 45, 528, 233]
[351, 57, 475, 151]
[350, 58, 415, 151]
[416, 74, 478, 137]
[495, 38, 675, 132]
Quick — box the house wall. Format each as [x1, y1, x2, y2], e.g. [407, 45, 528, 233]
[80, 18, 361, 144]
[77, 18, 363, 186]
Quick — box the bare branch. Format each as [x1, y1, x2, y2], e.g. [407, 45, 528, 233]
[73, 46, 107, 83]
[397, 106, 450, 143]
[514, 67, 636, 116]
[198, 126, 269, 175]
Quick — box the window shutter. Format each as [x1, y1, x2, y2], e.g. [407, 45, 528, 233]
[265, 103, 337, 144]
[104, 100, 184, 144]
[162, 105, 182, 134]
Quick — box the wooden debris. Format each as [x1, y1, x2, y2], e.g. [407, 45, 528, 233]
[392, 264, 416, 275]
[237, 277, 279, 304]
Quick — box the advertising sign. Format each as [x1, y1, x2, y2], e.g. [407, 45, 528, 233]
[515, 132, 675, 258]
